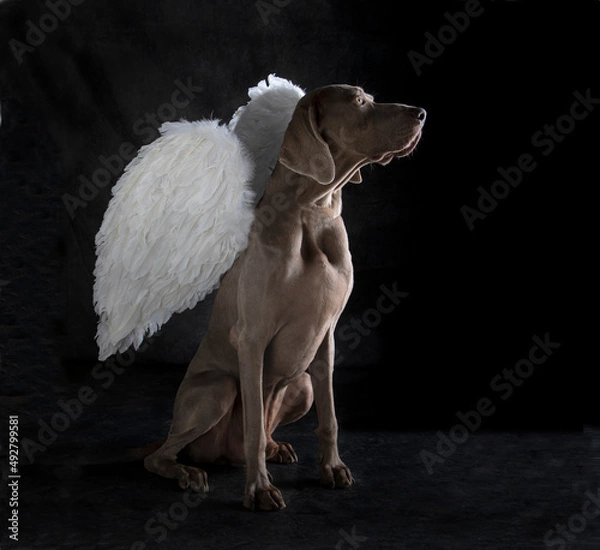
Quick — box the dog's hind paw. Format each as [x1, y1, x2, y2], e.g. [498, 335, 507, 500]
[266, 441, 298, 464]
[176, 465, 209, 492]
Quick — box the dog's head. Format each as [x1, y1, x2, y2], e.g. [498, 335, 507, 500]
[279, 84, 426, 185]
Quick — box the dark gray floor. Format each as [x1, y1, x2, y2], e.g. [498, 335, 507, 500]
[6, 416, 598, 550]
[0, 361, 596, 550]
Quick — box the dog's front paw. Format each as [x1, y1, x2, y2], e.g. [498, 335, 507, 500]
[244, 479, 286, 511]
[320, 461, 354, 489]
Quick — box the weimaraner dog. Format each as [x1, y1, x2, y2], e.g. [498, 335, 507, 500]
[144, 84, 426, 510]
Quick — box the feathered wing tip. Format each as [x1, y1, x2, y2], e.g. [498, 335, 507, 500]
[229, 74, 305, 203]
[229, 74, 305, 131]
[93, 119, 255, 360]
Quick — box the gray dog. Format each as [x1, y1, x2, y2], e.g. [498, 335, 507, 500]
[144, 84, 426, 510]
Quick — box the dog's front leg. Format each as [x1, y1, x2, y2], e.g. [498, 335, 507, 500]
[237, 335, 286, 510]
[309, 330, 354, 489]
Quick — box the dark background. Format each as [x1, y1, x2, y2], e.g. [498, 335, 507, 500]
[1, 0, 597, 432]
[1, 0, 598, 437]
[1, 0, 597, 439]
[2, 0, 596, 432]
[1, 1, 599, 548]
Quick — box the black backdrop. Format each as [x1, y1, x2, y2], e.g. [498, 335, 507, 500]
[1, 0, 597, 433]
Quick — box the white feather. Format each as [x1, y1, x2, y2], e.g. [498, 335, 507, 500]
[230, 74, 304, 203]
[93, 120, 254, 360]
[93, 76, 304, 360]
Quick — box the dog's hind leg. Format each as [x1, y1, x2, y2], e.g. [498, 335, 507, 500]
[144, 370, 238, 492]
[265, 374, 314, 464]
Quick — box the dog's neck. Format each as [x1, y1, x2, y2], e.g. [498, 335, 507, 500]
[254, 163, 361, 257]
[264, 158, 366, 215]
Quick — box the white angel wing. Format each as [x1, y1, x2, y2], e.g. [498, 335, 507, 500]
[229, 74, 304, 203]
[93, 120, 254, 360]
[93, 76, 304, 361]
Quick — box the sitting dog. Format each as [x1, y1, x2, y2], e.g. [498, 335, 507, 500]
[144, 84, 426, 510]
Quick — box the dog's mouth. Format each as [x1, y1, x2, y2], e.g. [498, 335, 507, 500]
[372, 130, 422, 165]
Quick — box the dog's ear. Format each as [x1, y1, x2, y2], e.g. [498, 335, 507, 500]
[349, 169, 362, 184]
[279, 94, 336, 185]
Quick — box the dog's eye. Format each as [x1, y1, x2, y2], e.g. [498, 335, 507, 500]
[354, 96, 366, 106]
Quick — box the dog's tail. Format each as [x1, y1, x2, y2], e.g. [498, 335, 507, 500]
[14, 438, 166, 467]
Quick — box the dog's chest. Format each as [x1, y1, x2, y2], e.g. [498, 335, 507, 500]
[301, 227, 342, 265]
[285, 218, 353, 320]
[299, 217, 351, 274]
[258, 217, 353, 382]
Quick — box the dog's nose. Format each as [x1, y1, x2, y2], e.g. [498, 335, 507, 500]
[409, 107, 427, 123]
